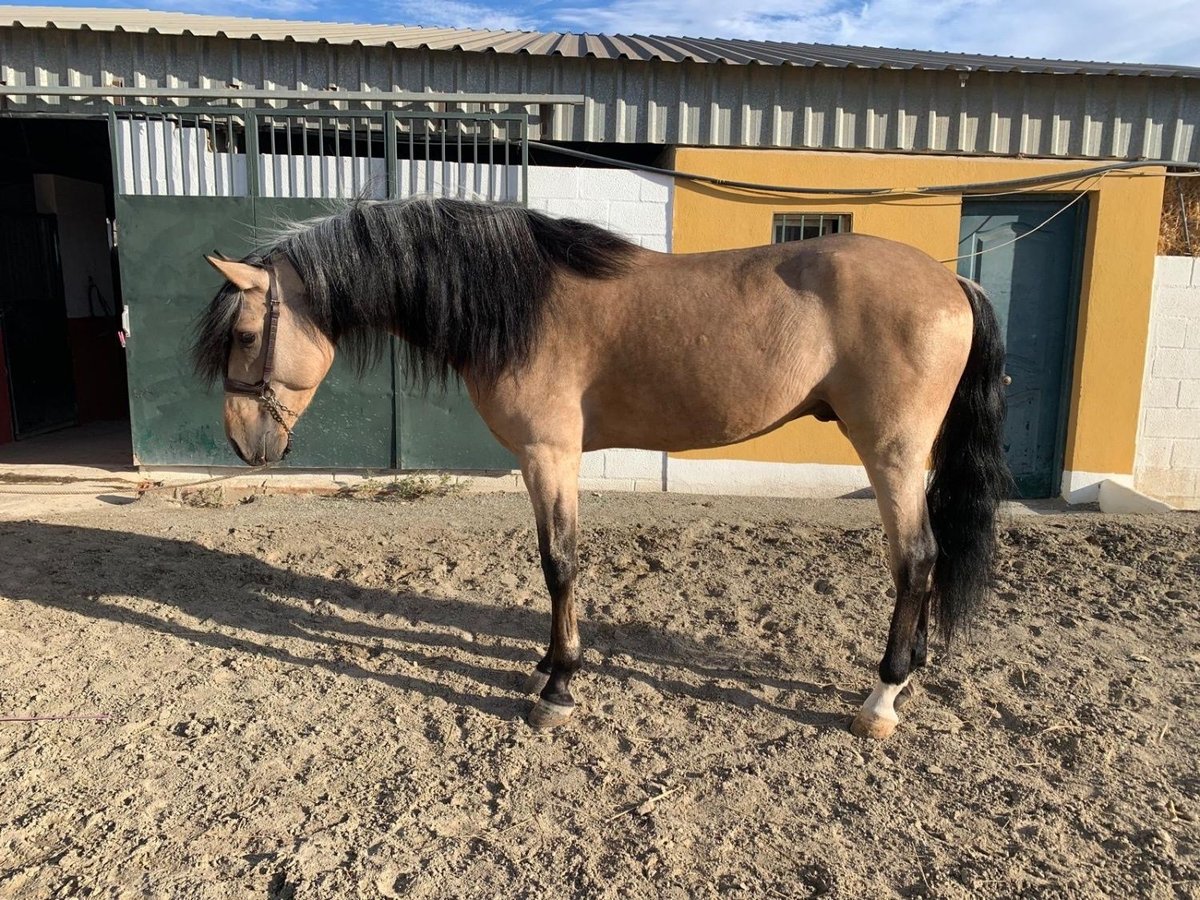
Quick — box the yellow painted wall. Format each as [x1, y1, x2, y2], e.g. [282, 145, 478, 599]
[670, 148, 1165, 478]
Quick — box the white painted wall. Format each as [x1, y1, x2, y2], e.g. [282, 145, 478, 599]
[33, 175, 118, 319]
[525, 167, 672, 252]
[1135, 256, 1200, 508]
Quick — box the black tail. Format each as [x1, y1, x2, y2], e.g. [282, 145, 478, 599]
[927, 277, 1012, 643]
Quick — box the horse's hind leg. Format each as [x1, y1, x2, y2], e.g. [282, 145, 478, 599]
[518, 444, 583, 730]
[846, 434, 939, 740]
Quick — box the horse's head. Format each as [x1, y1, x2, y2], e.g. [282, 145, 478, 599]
[196, 255, 335, 466]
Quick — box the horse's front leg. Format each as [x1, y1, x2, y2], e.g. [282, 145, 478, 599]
[519, 444, 582, 730]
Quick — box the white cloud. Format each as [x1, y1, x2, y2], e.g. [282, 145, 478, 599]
[385, 0, 538, 30]
[546, 0, 1200, 66]
[148, 0, 321, 15]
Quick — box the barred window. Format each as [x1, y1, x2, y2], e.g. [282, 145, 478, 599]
[773, 213, 851, 243]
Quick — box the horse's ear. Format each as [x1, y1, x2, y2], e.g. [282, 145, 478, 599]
[204, 254, 266, 292]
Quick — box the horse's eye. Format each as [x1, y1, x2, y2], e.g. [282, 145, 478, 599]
[237, 331, 258, 347]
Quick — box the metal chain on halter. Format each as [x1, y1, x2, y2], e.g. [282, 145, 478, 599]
[259, 386, 297, 435]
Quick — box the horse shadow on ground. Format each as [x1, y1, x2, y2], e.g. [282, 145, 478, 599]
[0, 520, 859, 729]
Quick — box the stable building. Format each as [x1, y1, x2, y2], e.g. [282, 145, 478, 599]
[1, 6, 1198, 505]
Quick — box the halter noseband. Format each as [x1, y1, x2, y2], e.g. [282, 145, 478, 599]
[223, 264, 297, 437]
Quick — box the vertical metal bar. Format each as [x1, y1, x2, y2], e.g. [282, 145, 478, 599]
[385, 110, 398, 200]
[298, 115, 306, 198]
[334, 116, 343, 199]
[180, 114, 188, 196]
[440, 118, 447, 197]
[283, 114, 292, 198]
[408, 116, 415, 197]
[456, 121, 463, 198]
[505, 119, 512, 203]
[190, 113, 200, 196]
[488, 116, 495, 201]
[171, 113, 181, 197]
[246, 110, 260, 199]
[267, 113, 276, 198]
[520, 115, 529, 206]
[205, 114, 215, 197]
[227, 114, 236, 197]
[107, 109, 123, 197]
[166, 113, 178, 196]
[500, 118, 506, 202]
[472, 118, 480, 198]
[318, 116, 326, 198]
[340, 116, 350, 199]
[142, 113, 154, 196]
[349, 116, 357, 197]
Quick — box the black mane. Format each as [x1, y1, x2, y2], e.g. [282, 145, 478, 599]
[192, 197, 638, 387]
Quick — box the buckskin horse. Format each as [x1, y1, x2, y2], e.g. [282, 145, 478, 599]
[194, 196, 1009, 740]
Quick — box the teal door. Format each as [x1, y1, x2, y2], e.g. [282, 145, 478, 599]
[118, 194, 513, 470]
[957, 198, 1084, 498]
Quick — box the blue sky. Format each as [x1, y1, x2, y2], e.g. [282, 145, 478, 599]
[54, 1, 1200, 65]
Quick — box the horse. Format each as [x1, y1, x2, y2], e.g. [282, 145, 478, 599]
[193, 196, 1009, 741]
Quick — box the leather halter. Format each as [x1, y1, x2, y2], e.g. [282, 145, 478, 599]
[222, 264, 297, 436]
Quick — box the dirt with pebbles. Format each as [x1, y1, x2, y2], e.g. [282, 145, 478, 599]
[0, 491, 1197, 899]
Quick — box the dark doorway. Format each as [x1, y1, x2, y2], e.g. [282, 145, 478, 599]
[957, 197, 1086, 498]
[0, 213, 76, 436]
[0, 118, 129, 457]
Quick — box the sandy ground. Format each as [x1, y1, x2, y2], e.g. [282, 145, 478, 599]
[0, 490, 1197, 899]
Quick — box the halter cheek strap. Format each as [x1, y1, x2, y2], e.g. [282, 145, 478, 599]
[223, 264, 297, 436]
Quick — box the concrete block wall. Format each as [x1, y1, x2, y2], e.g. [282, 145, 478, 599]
[1135, 256, 1200, 508]
[526, 167, 672, 252]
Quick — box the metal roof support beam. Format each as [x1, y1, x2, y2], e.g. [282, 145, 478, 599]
[0, 86, 585, 106]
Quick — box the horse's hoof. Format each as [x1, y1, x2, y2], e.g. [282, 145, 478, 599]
[527, 698, 575, 731]
[522, 669, 550, 695]
[850, 709, 898, 741]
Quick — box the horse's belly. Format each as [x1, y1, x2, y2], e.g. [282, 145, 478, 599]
[582, 363, 818, 452]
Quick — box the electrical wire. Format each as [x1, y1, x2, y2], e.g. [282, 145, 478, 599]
[523, 140, 1188, 265]
[938, 174, 1104, 265]
[525, 139, 1199, 197]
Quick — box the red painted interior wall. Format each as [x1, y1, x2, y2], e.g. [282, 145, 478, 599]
[67, 317, 128, 422]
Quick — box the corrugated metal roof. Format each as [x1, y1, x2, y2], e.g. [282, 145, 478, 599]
[3, 5, 1198, 79]
[4, 6, 1198, 161]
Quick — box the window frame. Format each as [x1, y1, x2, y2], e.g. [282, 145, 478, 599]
[771, 213, 852, 244]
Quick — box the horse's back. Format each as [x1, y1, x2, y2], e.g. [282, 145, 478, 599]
[477, 234, 973, 453]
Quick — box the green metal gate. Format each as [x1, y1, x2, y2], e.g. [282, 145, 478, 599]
[111, 107, 522, 470]
[957, 197, 1086, 498]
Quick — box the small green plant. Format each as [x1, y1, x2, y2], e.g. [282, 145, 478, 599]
[335, 474, 466, 502]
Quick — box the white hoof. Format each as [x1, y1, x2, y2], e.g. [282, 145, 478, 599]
[527, 697, 575, 730]
[851, 679, 908, 741]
